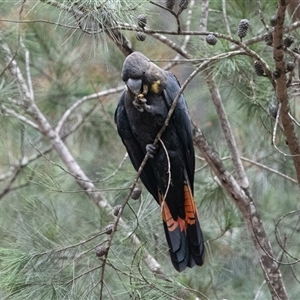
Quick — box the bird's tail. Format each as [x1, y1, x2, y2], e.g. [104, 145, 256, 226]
[159, 183, 205, 272]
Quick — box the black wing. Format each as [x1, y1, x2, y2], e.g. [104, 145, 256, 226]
[115, 91, 159, 201]
[163, 72, 195, 192]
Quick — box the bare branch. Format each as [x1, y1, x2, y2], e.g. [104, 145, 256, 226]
[151, 33, 192, 59]
[222, 0, 231, 36]
[20, 39, 34, 101]
[163, 0, 195, 70]
[205, 71, 249, 189]
[158, 138, 171, 209]
[192, 126, 288, 300]
[0, 37, 167, 279]
[1, 43, 32, 104]
[55, 86, 124, 134]
[275, 209, 300, 261]
[0, 18, 79, 29]
[1, 105, 39, 130]
[241, 156, 298, 184]
[289, 112, 300, 126]
[0, 167, 23, 200]
[0, 166, 15, 182]
[197, 154, 298, 184]
[199, 0, 210, 37]
[257, 0, 269, 31]
[273, 1, 300, 186]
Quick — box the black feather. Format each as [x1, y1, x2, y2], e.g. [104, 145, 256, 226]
[115, 52, 205, 271]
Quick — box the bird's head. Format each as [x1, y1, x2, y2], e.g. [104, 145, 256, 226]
[121, 52, 167, 97]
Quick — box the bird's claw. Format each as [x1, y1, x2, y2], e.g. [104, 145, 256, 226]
[133, 96, 151, 113]
[146, 143, 158, 158]
[137, 95, 147, 103]
[133, 99, 145, 112]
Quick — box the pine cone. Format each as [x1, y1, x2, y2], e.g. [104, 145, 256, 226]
[237, 19, 250, 40]
[273, 69, 281, 79]
[131, 186, 142, 200]
[268, 103, 278, 119]
[270, 15, 279, 27]
[104, 223, 114, 235]
[113, 205, 122, 217]
[283, 36, 294, 47]
[206, 34, 218, 46]
[263, 31, 273, 46]
[137, 14, 147, 28]
[136, 31, 146, 41]
[254, 61, 264, 76]
[96, 245, 108, 257]
[165, 0, 175, 10]
[179, 0, 189, 9]
[286, 61, 295, 72]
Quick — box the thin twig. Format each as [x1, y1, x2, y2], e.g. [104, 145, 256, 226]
[66, 265, 102, 286]
[1, 37, 167, 279]
[288, 112, 300, 127]
[149, 0, 181, 33]
[55, 86, 124, 134]
[199, 0, 210, 37]
[163, 0, 195, 70]
[256, 0, 269, 31]
[0, 18, 79, 29]
[222, 0, 231, 36]
[271, 103, 299, 157]
[158, 138, 171, 211]
[151, 33, 191, 59]
[241, 156, 298, 184]
[275, 209, 300, 262]
[1, 105, 39, 129]
[21, 39, 34, 101]
[196, 154, 298, 184]
[100, 153, 128, 182]
[0, 168, 23, 200]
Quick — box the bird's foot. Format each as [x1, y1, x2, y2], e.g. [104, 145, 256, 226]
[133, 96, 151, 113]
[146, 143, 158, 158]
[133, 96, 147, 112]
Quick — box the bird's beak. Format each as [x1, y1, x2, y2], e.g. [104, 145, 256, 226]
[126, 78, 142, 95]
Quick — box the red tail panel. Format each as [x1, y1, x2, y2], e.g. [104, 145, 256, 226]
[159, 183, 205, 272]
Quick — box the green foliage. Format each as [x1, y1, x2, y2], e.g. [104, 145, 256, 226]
[1, 0, 300, 299]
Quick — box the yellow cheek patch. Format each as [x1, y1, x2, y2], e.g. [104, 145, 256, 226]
[151, 80, 161, 94]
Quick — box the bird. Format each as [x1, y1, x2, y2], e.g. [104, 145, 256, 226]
[115, 52, 204, 272]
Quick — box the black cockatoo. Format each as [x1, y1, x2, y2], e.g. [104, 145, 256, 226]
[115, 52, 204, 272]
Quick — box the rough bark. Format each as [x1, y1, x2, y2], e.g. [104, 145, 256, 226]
[273, 0, 300, 187]
[193, 127, 288, 300]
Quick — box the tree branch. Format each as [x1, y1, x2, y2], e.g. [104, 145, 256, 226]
[222, 0, 231, 36]
[205, 71, 249, 189]
[241, 156, 298, 184]
[1, 105, 39, 130]
[192, 126, 288, 300]
[199, 0, 210, 36]
[273, 0, 300, 187]
[0, 38, 168, 281]
[55, 87, 124, 134]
